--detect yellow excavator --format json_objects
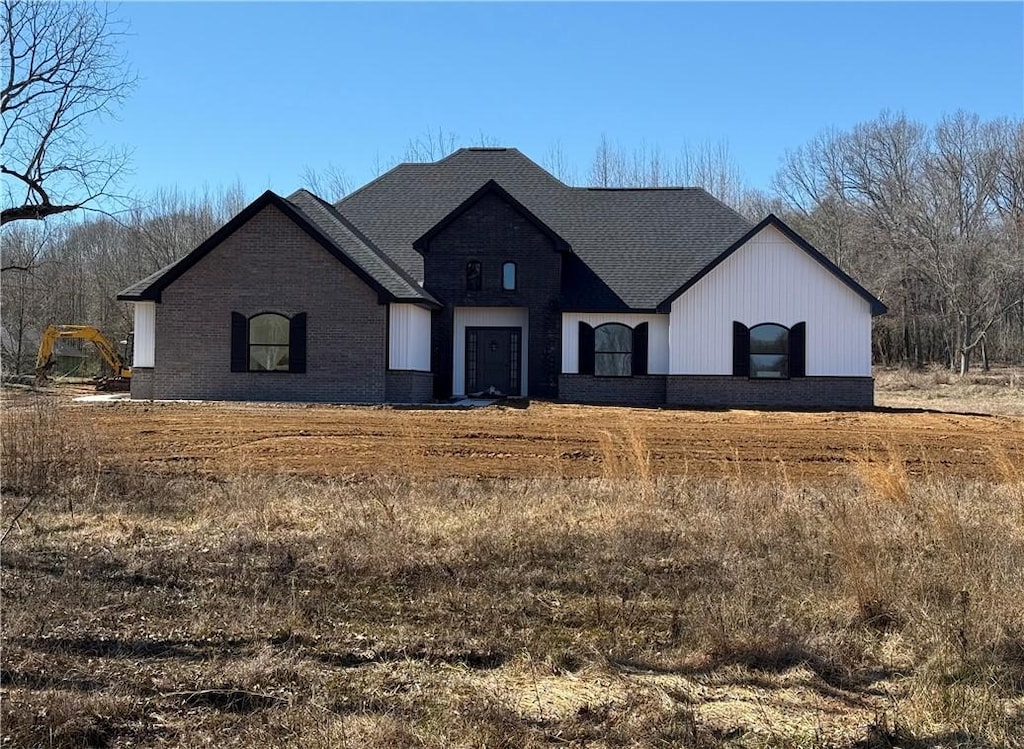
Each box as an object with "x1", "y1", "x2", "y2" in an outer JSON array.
[{"x1": 35, "y1": 325, "x2": 132, "y2": 391}]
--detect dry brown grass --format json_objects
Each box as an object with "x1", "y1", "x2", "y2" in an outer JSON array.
[
  {"x1": 875, "y1": 364, "x2": 1024, "y2": 415},
  {"x1": 2, "y1": 399, "x2": 1023, "y2": 747}
]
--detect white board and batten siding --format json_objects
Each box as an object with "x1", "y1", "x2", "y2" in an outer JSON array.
[
  {"x1": 388, "y1": 303, "x2": 432, "y2": 371},
  {"x1": 668, "y1": 225, "x2": 872, "y2": 376},
  {"x1": 132, "y1": 301, "x2": 156, "y2": 368},
  {"x1": 561, "y1": 313, "x2": 670, "y2": 374},
  {"x1": 452, "y1": 307, "x2": 529, "y2": 396}
]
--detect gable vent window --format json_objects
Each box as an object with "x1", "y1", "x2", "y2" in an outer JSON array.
[
  {"x1": 466, "y1": 261, "x2": 482, "y2": 291},
  {"x1": 502, "y1": 262, "x2": 517, "y2": 291},
  {"x1": 231, "y1": 311, "x2": 307, "y2": 374}
]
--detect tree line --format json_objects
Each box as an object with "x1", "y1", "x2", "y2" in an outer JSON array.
[
  {"x1": 3, "y1": 0, "x2": 1020, "y2": 376},
  {"x1": 3, "y1": 112, "x2": 1022, "y2": 375}
]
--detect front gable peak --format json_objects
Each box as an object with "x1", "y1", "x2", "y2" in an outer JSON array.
[
  {"x1": 412, "y1": 180, "x2": 571, "y2": 255},
  {"x1": 657, "y1": 214, "x2": 887, "y2": 316}
]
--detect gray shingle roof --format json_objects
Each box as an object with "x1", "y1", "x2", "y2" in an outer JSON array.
[
  {"x1": 285, "y1": 190, "x2": 437, "y2": 305},
  {"x1": 336, "y1": 148, "x2": 755, "y2": 310},
  {"x1": 118, "y1": 264, "x2": 176, "y2": 300}
]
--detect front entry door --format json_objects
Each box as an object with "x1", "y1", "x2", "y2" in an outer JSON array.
[{"x1": 466, "y1": 327, "x2": 521, "y2": 396}]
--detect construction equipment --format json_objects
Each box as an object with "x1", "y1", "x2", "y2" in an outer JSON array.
[{"x1": 35, "y1": 325, "x2": 132, "y2": 391}]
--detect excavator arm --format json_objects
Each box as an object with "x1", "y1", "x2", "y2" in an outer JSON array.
[{"x1": 35, "y1": 325, "x2": 131, "y2": 389}]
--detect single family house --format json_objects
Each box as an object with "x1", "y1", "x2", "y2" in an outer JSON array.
[{"x1": 118, "y1": 147, "x2": 886, "y2": 408}]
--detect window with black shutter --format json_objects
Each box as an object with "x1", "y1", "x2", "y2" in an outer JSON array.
[
  {"x1": 230, "y1": 311, "x2": 307, "y2": 373},
  {"x1": 594, "y1": 323, "x2": 632, "y2": 376},
  {"x1": 736, "y1": 322, "x2": 807, "y2": 379}
]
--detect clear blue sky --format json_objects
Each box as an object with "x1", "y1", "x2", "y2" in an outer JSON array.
[{"x1": 105, "y1": 1, "x2": 1023, "y2": 200}]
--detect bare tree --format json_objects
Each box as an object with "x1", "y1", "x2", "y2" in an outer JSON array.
[
  {"x1": 300, "y1": 162, "x2": 351, "y2": 201},
  {"x1": 540, "y1": 139, "x2": 577, "y2": 185},
  {"x1": 402, "y1": 127, "x2": 461, "y2": 162},
  {"x1": 1, "y1": 0, "x2": 135, "y2": 225},
  {"x1": 672, "y1": 140, "x2": 747, "y2": 207},
  {"x1": 588, "y1": 134, "x2": 622, "y2": 187}
]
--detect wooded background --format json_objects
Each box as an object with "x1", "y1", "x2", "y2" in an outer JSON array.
[{"x1": 4, "y1": 113, "x2": 1021, "y2": 376}]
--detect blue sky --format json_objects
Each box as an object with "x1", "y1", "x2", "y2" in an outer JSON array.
[{"x1": 105, "y1": 1, "x2": 1023, "y2": 200}]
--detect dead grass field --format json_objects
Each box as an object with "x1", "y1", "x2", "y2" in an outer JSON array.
[{"x1": 2, "y1": 376, "x2": 1023, "y2": 747}]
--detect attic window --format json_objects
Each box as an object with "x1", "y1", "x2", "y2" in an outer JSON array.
[
  {"x1": 502, "y1": 262, "x2": 516, "y2": 291},
  {"x1": 466, "y1": 261, "x2": 482, "y2": 291}
]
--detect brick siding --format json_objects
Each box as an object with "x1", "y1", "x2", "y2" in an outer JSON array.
[
  {"x1": 385, "y1": 370, "x2": 434, "y2": 403},
  {"x1": 424, "y1": 191, "x2": 563, "y2": 399},
  {"x1": 558, "y1": 375, "x2": 667, "y2": 406},
  {"x1": 665, "y1": 375, "x2": 875, "y2": 409},
  {"x1": 152, "y1": 204, "x2": 386, "y2": 402},
  {"x1": 129, "y1": 367, "x2": 155, "y2": 400},
  {"x1": 558, "y1": 374, "x2": 874, "y2": 409}
]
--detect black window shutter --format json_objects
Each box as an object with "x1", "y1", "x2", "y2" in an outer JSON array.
[
  {"x1": 632, "y1": 323, "x2": 649, "y2": 376},
  {"x1": 289, "y1": 313, "x2": 307, "y2": 374},
  {"x1": 790, "y1": 322, "x2": 806, "y2": 378},
  {"x1": 732, "y1": 321, "x2": 749, "y2": 377},
  {"x1": 231, "y1": 312, "x2": 247, "y2": 372},
  {"x1": 578, "y1": 322, "x2": 595, "y2": 375}
]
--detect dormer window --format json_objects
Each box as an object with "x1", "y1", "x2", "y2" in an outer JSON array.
[
  {"x1": 502, "y1": 262, "x2": 517, "y2": 291},
  {"x1": 466, "y1": 261, "x2": 482, "y2": 291}
]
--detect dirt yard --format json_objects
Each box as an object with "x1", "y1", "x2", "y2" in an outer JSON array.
[
  {"x1": 3, "y1": 384, "x2": 1024, "y2": 747},
  {"x1": 33, "y1": 394, "x2": 1024, "y2": 482}
]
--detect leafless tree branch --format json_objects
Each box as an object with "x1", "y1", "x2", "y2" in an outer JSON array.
[{"x1": 1, "y1": 0, "x2": 135, "y2": 225}]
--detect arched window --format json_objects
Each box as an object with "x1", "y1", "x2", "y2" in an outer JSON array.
[
  {"x1": 502, "y1": 262, "x2": 517, "y2": 291},
  {"x1": 748, "y1": 323, "x2": 789, "y2": 379},
  {"x1": 594, "y1": 323, "x2": 632, "y2": 376},
  {"x1": 249, "y1": 313, "x2": 290, "y2": 371},
  {"x1": 466, "y1": 260, "x2": 482, "y2": 291}
]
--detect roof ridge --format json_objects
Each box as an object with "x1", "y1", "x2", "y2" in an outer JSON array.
[
  {"x1": 439, "y1": 147, "x2": 571, "y2": 190},
  {"x1": 581, "y1": 186, "x2": 701, "y2": 192}
]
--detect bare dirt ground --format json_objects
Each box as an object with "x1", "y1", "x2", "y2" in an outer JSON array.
[{"x1": 21, "y1": 392, "x2": 1022, "y2": 482}]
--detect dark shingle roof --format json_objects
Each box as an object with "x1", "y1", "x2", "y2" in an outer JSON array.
[
  {"x1": 335, "y1": 148, "x2": 754, "y2": 310},
  {"x1": 285, "y1": 190, "x2": 437, "y2": 305},
  {"x1": 117, "y1": 190, "x2": 437, "y2": 306}
]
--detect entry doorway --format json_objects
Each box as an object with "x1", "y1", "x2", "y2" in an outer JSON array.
[{"x1": 465, "y1": 327, "x2": 522, "y2": 396}]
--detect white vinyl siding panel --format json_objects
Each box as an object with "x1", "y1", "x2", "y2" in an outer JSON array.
[
  {"x1": 388, "y1": 304, "x2": 432, "y2": 371},
  {"x1": 669, "y1": 225, "x2": 872, "y2": 376},
  {"x1": 133, "y1": 301, "x2": 156, "y2": 367},
  {"x1": 561, "y1": 313, "x2": 669, "y2": 374},
  {"x1": 453, "y1": 307, "x2": 529, "y2": 396}
]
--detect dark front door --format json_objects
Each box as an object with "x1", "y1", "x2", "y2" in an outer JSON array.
[{"x1": 466, "y1": 327, "x2": 521, "y2": 396}]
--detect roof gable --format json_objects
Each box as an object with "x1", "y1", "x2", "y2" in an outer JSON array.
[
  {"x1": 117, "y1": 190, "x2": 437, "y2": 306},
  {"x1": 412, "y1": 179, "x2": 571, "y2": 254},
  {"x1": 656, "y1": 214, "x2": 888, "y2": 316}
]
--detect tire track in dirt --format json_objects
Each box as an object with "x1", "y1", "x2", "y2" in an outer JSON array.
[{"x1": 60, "y1": 400, "x2": 1024, "y2": 482}]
